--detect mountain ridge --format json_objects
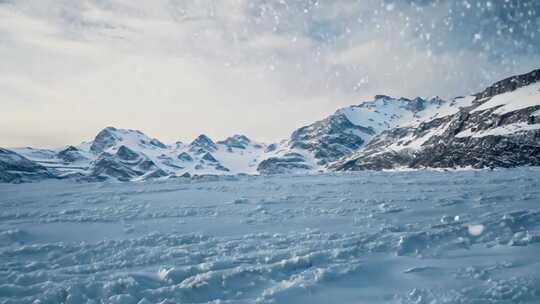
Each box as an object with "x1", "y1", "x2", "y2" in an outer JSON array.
[
  {"x1": 333, "y1": 68, "x2": 540, "y2": 171},
  {"x1": 2, "y1": 68, "x2": 539, "y2": 182}
]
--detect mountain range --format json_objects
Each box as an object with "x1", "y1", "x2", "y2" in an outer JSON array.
[{"x1": 2, "y1": 68, "x2": 539, "y2": 183}]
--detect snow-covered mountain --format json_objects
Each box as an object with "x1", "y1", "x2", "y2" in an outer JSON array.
[
  {"x1": 8, "y1": 96, "x2": 452, "y2": 180},
  {"x1": 333, "y1": 68, "x2": 540, "y2": 170},
  {"x1": 8, "y1": 127, "x2": 269, "y2": 181},
  {"x1": 0, "y1": 148, "x2": 55, "y2": 183},
  {"x1": 1, "y1": 68, "x2": 539, "y2": 182},
  {"x1": 257, "y1": 95, "x2": 447, "y2": 174}
]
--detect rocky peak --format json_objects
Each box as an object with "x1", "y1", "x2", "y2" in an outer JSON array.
[
  {"x1": 60, "y1": 146, "x2": 79, "y2": 153},
  {"x1": 332, "y1": 69, "x2": 540, "y2": 172},
  {"x1": 402, "y1": 97, "x2": 427, "y2": 112},
  {"x1": 406, "y1": 96, "x2": 446, "y2": 112},
  {"x1": 374, "y1": 94, "x2": 393, "y2": 101},
  {"x1": 475, "y1": 68, "x2": 540, "y2": 101},
  {"x1": 57, "y1": 146, "x2": 87, "y2": 162},
  {"x1": 90, "y1": 127, "x2": 121, "y2": 154},
  {"x1": 218, "y1": 135, "x2": 251, "y2": 149},
  {"x1": 428, "y1": 96, "x2": 446, "y2": 105},
  {"x1": 364, "y1": 96, "x2": 445, "y2": 114},
  {"x1": 90, "y1": 127, "x2": 167, "y2": 155},
  {"x1": 190, "y1": 134, "x2": 217, "y2": 152},
  {"x1": 286, "y1": 112, "x2": 372, "y2": 166}
]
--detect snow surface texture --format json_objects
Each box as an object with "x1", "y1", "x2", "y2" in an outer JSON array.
[{"x1": 1, "y1": 168, "x2": 540, "y2": 303}]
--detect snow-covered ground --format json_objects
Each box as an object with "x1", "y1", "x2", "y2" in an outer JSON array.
[{"x1": 1, "y1": 169, "x2": 540, "y2": 304}]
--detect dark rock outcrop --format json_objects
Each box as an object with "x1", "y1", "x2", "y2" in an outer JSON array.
[
  {"x1": 256, "y1": 95, "x2": 447, "y2": 175},
  {"x1": 475, "y1": 68, "x2": 540, "y2": 100},
  {"x1": 202, "y1": 152, "x2": 218, "y2": 163},
  {"x1": 289, "y1": 113, "x2": 373, "y2": 166},
  {"x1": 90, "y1": 127, "x2": 120, "y2": 154},
  {"x1": 190, "y1": 135, "x2": 217, "y2": 152},
  {"x1": 57, "y1": 146, "x2": 87, "y2": 162},
  {"x1": 0, "y1": 148, "x2": 56, "y2": 183},
  {"x1": 218, "y1": 135, "x2": 251, "y2": 149},
  {"x1": 334, "y1": 69, "x2": 540, "y2": 171},
  {"x1": 177, "y1": 152, "x2": 194, "y2": 162},
  {"x1": 215, "y1": 164, "x2": 230, "y2": 172},
  {"x1": 257, "y1": 153, "x2": 311, "y2": 175},
  {"x1": 89, "y1": 152, "x2": 164, "y2": 182},
  {"x1": 116, "y1": 146, "x2": 140, "y2": 161},
  {"x1": 90, "y1": 127, "x2": 167, "y2": 155}
]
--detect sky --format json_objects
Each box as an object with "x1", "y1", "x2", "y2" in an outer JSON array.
[{"x1": 1, "y1": 0, "x2": 539, "y2": 148}]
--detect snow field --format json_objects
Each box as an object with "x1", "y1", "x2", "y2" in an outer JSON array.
[{"x1": 1, "y1": 169, "x2": 540, "y2": 303}]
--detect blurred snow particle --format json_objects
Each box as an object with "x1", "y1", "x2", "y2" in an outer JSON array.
[
  {"x1": 473, "y1": 33, "x2": 482, "y2": 42},
  {"x1": 440, "y1": 215, "x2": 452, "y2": 223},
  {"x1": 468, "y1": 224, "x2": 485, "y2": 236},
  {"x1": 157, "y1": 267, "x2": 175, "y2": 282}
]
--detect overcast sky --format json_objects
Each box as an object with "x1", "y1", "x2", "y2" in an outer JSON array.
[{"x1": 1, "y1": 0, "x2": 539, "y2": 148}]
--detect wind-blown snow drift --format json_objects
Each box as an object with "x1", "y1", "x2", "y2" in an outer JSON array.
[{"x1": 1, "y1": 168, "x2": 540, "y2": 303}]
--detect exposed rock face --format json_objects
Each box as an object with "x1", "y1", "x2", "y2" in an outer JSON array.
[
  {"x1": 256, "y1": 113, "x2": 371, "y2": 174},
  {"x1": 3, "y1": 70, "x2": 539, "y2": 183},
  {"x1": 218, "y1": 135, "x2": 251, "y2": 149},
  {"x1": 257, "y1": 153, "x2": 312, "y2": 175},
  {"x1": 142, "y1": 168, "x2": 169, "y2": 179},
  {"x1": 116, "y1": 146, "x2": 139, "y2": 161},
  {"x1": 202, "y1": 152, "x2": 218, "y2": 163},
  {"x1": 265, "y1": 144, "x2": 278, "y2": 153},
  {"x1": 89, "y1": 153, "x2": 141, "y2": 181},
  {"x1": 159, "y1": 157, "x2": 184, "y2": 170},
  {"x1": 195, "y1": 152, "x2": 230, "y2": 172},
  {"x1": 410, "y1": 108, "x2": 540, "y2": 169},
  {"x1": 190, "y1": 135, "x2": 217, "y2": 153},
  {"x1": 90, "y1": 127, "x2": 120, "y2": 154},
  {"x1": 256, "y1": 95, "x2": 447, "y2": 174},
  {"x1": 334, "y1": 69, "x2": 540, "y2": 171},
  {"x1": 0, "y1": 148, "x2": 55, "y2": 183},
  {"x1": 215, "y1": 164, "x2": 230, "y2": 172},
  {"x1": 475, "y1": 69, "x2": 540, "y2": 100},
  {"x1": 90, "y1": 127, "x2": 167, "y2": 154},
  {"x1": 57, "y1": 146, "x2": 87, "y2": 162},
  {"x1": 148, "y1": 138, "x2": 167, "y2": 149},
  {"x1": 90, "y1": 151, "x2": 167, "y2": 181},
  {"x1": 290, "y1": 113, "x2": 372, "y2": 165},
  {"x1": 177, "y1": 152, "x2": 193, "y2": 162}
]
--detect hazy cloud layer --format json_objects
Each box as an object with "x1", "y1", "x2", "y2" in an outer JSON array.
[{"x1": 1, "y1": 0, "x2": 539, "y2": 147}]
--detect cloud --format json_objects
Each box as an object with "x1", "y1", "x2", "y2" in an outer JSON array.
[{"x1": 1, "y1": 0, "x2": 539, "y2": 147}]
